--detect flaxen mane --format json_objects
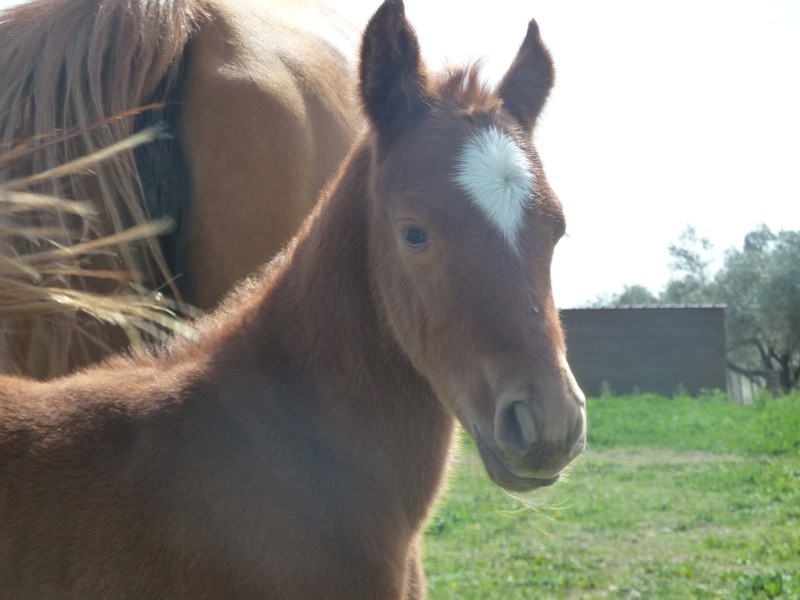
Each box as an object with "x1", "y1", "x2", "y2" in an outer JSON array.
[
  {"x1": 0, "y1": 0, "x2": 203, "y2": 279},
  {"x1": 0, "y1": 0, "x2": 204, "y2": 374}
]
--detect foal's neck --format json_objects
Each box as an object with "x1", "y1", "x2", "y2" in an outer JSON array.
[{"x1": 209, "y1": 144, "x2": 455, "y2": 520}]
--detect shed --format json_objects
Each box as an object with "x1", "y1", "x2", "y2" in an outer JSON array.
[{"x1": 560, "y1": 305, "x2": 727, "y2": 397}]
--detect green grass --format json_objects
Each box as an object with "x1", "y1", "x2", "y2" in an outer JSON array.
[{"x1": 423, "y1": 392, "x2": 800, "y2": 599}]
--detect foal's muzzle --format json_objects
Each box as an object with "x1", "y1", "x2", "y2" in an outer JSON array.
[{"x1": 472, "y1": 379, "x2": 586, "y2": 492}]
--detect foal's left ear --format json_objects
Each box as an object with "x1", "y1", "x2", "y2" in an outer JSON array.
[
  {"x1": 496, "y1": 20, "x2": 555, "y2": 131},
  {"x1": 359, "y1": 0, "x2": 431, "y2": 141}
]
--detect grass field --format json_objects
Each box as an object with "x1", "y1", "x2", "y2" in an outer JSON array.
[{"x1": 423, "y1": 392, "x2": 800, "y2": 599}]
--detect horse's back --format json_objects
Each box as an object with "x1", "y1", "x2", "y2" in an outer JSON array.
[{"x1": 178, "y1": 0, "x2": 361, "y2": 309}]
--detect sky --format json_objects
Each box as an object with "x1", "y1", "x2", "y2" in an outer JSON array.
[{"x1": 2, "y1": 0, "x2": 798, "y2": 307}]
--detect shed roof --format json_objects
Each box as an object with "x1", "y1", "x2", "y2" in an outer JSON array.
[{"x1": 562, "y1": 304, "x2": 727, "y2": 311}]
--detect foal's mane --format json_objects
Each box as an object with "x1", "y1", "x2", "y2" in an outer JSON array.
[
  {"x1": 434, "y1": 64, "x2": 502, "y2": 114},
  {"x1": 111, "y1": 260, "x2": 279, "y2": 369}
]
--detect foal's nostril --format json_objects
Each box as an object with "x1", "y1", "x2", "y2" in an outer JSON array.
[
  {"x1": 566, "y1": 406, "x2": 586, "y2": 460},
  {"x1": 569, "y1": 436, "x2": 586, "y2": 460},
  {"x1": 569, "y1": 408, "x2": 586, "y2": 446},
  {"x1": 497, "y1": 401, "x2": 537, "y2": 456}
]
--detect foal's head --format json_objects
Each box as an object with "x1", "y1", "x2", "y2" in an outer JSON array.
[{"x1": 360, "y1": 0, "x2": 585, "y2": 492}]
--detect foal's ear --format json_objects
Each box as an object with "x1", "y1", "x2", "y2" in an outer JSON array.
[
  {"x1": 496, "y1": 20, "x2": 555, "y2": 131},
  {"x1": 359, "y1": 0, "x2": 431, "y2": 141}
]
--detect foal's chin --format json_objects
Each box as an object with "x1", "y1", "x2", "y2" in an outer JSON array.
[{"x1": 472, "y1": 431, "x2": 562, "y2": 492}]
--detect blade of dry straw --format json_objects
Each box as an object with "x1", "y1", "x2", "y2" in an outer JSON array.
[
  {"x1": 0, "y1": 191, "x2": 96, "y2": 216},
  {"x1": 1, "y1": 126, "x2": 165, "y2": 191},
  {"x1": 13, "y1": 218, "x2": 174, "y2": 265},
  {"x1": 1, "y1": 124, "x2": 197, "y2": 348}
]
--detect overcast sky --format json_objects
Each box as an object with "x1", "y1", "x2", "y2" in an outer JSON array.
[{"x1": 3, "y1": 0, "x2": 798, "y2": 307}]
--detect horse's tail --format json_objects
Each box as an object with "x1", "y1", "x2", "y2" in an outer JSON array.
[{"x1": 0, "y1": 0, "x2": 206, "y2": 378}]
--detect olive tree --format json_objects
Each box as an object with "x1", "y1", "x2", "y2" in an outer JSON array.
[
  {"x1": 716, "y1": 226, "x2": 800, "y2": 392},
  {"x1": 593, "y1": 225, "x2": 800, "y2": 392}
]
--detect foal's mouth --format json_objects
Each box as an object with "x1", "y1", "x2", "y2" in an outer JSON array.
[{"x1": 472, "y1": 426, "x2": 560, "y2": 492}]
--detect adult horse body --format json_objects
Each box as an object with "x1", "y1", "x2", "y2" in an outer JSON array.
[
  {"x1": 0, "y1": 0, "x2": 359, "y2": 378},
  {"x1": 0, "y1": 2, "x2": 585, "y2": 598}
]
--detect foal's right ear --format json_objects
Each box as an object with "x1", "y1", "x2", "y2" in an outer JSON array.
[{"x1": 359, "y1": 0, "x2": 431, "y2": 141}]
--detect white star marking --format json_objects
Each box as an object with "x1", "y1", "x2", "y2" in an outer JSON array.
[{"x1": 455, "y1": 127, "x2": 534, "y2": 251}]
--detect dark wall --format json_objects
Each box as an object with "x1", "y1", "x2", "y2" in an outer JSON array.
[{"x1": 560, "y1": 306, "x2": 727, "y2": 397}]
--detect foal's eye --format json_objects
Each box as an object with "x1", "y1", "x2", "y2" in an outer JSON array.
[{"x1": 403, "y1": 226, "x2": 429, "y2": 247}]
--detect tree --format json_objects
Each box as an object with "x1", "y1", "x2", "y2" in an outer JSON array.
[
  {"x1": 661, "y1": 226, "x2": 718, "y2": 304},
  {"x1": 593, "y1": 225, "x2": 800, "y2": 392},
  {"x1": 668, "y1": 226, "x2": 715, "y2": 284},
  {"x1": 590, "y1": 284, "x2": 658, "y2": 307},
  {"x1": 716, "y1": 226, "x2": 800, "y2": 392}
]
